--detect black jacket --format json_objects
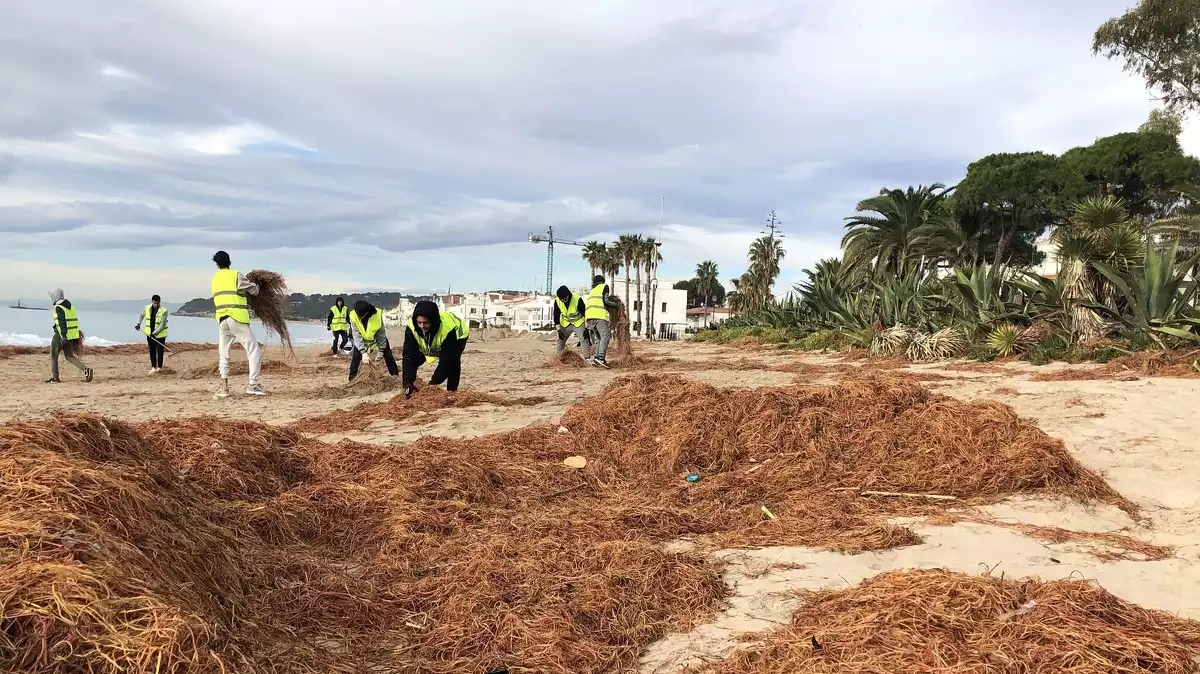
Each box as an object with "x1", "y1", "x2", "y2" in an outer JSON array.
[
  {"x1": 552, "y1": 295, "x2": 587, "y2": 326},
  {"x1": 402, "y1": 301, "x2": 467, "y2": 387}
]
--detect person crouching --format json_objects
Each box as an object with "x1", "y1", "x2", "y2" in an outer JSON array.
[
  {"x1": 348, "y1": 300, "x2": 399, "y2": 381},
  {"x1": 402, "y1": 300, "x2": 469, "y2": 398}
]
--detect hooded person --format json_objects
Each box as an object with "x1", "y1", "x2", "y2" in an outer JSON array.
[
  {"x1": 348, "y1": 300, "x2": 400, "y2": 381},
  {"x1": 583, "y1": 274, "x2": 621, "y2": 368},
  {"x1": 402, "y1": 300, "x2": 469, "y2": 397},
  {"x1": 327, "y1": 296, "x2": 351, "y2": 355},
  {"x1": 47, "y1": 288, "x2": 94, "y2": 383},
  {"x1": 552, "y1": 285, "x2": 590, "y2": 357},
  {"x1": 134, "y1": 294, "x2": 169, "y2": 373}
]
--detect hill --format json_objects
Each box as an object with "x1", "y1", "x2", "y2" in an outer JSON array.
[{"x1": 176, "y1": 292, "x2": 430, "y2": 321}]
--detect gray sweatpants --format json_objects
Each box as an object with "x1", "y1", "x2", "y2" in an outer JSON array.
[
  {"x1": 586, "y1": 318, "x2": 611, "y2": 360},
  {"x1": 556, "y1": 324, "x2": 590, "y2": 355},
  {"x1": 50, "y1": 333, "x2": 88, "y2": 380}
]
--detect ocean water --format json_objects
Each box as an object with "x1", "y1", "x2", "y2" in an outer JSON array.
[{"x1": 0, "y1": 307, "x2": 331, "y2": 347}]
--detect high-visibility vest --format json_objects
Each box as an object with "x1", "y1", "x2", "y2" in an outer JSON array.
[
  {"x1": 585, "y1": 283, "x2": 609, "y2": 321},
  {"x1": 349, "y1": 310, "x2": 384, "y2": 349},
  {"x1": 407, "y1": 311, "x2": 469, "y2": 365},
  {"x1": 330, "y1": 305, "x2": 349, "y2": 331},
  {"x1": 556, "y1": 294, "x2": 585, "y2": 328},
  {"x1": 211, "y1": 269, "x2": 251, "y2": 324},
  {"x1": 53, "y1": 301, "x2": 80, "y2": 340},
  {"x1": 143, "y1": 305, "x2": 168, "y2": 338}
]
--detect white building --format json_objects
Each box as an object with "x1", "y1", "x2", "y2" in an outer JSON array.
[
  {"x1": 686, "y1": 306, "x2": 733, "y2": 331},
  {"x1": 442, "y1": 292, "x2": 524, "y2": 328},
  {"x1": 1032, "y1": 235, "x2": 1060, "y2": 278}
]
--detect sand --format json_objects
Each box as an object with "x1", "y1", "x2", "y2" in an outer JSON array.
[{"x1": 4, "y1": 333, "x2": 1200, "y2": 671}]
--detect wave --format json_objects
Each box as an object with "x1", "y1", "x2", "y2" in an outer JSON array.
[{"x1": 0, "y1": 332, "x2": 129, "y2": 347}]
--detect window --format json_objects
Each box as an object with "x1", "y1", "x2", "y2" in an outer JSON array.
[
  {"x1": 470, "y1": 308, "x2": 478, "y2": 314},
  {"x1": 496, "y1": 311, "x2": 505, "y2": 317},
  {"x1": 633, "y1": 301, "x2": 642, "y2": 311},
  {"x1": 661, "y1": 302, "x2": 667, "y2": 312}
]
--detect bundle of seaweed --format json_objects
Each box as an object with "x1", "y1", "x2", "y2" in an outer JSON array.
[
  {"x1": 287, "y1": 388, "x2": 548, "y2": 435},
  {"x1": 1031, "y1": 349, "x2": 1200, "y2": 381},
  {"x1": 183, "y1": 359, "x2": 291, "y2": 379},
  {"x1": 307, "y1": 363, "x2": 403, "y2": 399},
  {"x1": 610, "y1": 301, "x2": 634, "y2": 357},
  {"x1": 245, "y1": 269, "x2": 294, "y2": 356},
  {"x1": 707, "y1": 570, "x2": 1200, "y2": 674}
]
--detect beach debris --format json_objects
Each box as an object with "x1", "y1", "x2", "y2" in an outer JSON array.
[
  {"x1": 563, "y1": 455, "x2": 587, "y2": 469},
  {"x1": 761, "y1": 505, "x2": 777, "y2": 521}
]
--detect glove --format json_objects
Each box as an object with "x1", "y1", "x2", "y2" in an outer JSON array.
[
  {"x1": 133, "y1": 325, "x2": 140, "y2": 331},
  {"x1": 364, "y1": 351, "x2": 375, "y2": 364}
]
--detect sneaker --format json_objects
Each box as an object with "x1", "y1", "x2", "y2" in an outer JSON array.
[
  {"x1": 245, "y1": 384, "x2": 267, "y2": 396},
  {"x1": 83, "y1": 368, "x2": 94, "y2": 383},
  {"x1": 149, "y1": 368, "x2": 159, "y2": 375},
  {"x1": 213, "y1": 389, "x2": 229, "y2": 400},
  {"x1": 592, "y1": 358, "x2": 610, "y2": 369},
  {"x1": 44, "y1": 377, "x2": 60, "y2": 384}
]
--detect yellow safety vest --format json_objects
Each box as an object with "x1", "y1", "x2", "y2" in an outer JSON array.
[
  {"x1": 143, "y1": 305, "x2": 168, "y2": 338},
  {"x1": 584, "y1": 283, "x2": 609, "y2": 321},
  {"x1": 330, "y1": 305, "x2": 349, "y2": 331},
  {"x1": 349, "y1": 310, "x2": 384, "y2": 349},
  {"x1": 53, "y1": 301, "x2": 80, "y2": 341},
  {"x1": 556, "y1": 294, "x2": 585, "y2": 328},
  {"x1": 407, "y1": 311, "x2": 469, "y2": 364},
  {"x1": 211, "y1": 269, "x2": 251, "y2": 324}
]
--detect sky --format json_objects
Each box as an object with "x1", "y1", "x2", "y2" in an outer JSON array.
[{"x1": 0, "y1": 0, "x2": 1195, "y2": 302}]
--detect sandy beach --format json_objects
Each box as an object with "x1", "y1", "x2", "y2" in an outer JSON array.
[{"x1": 5, "y1": 334, "x2": 1200, "y2": 671}]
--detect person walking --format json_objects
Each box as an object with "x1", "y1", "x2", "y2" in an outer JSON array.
[
  {"x1": 134, "y1": 294, "x2": 169, "y2": 373},
  {"x1": 402, "y1": 300, "x2": 469, "y2": 397},
  {"x1": 210, "y1": 250, "x2": 266, "y2": 398},
  {"x1": 327, "y1": 297, "x2": 351, "y2": 355},
  {"x1": 553, "y1": 285, "x2": 590, "y2": 356},
  {"x1": 46, "y1": 288, "x2": 93, "y2": 383},
  {"x1": 584, "y1": 275, "x2": 620, "y2": 368},
  {"x1": 347, "y1": 300, "x2": 400, "y2": 381}
]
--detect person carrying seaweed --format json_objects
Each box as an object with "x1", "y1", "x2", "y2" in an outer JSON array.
[
  {"x1": 402, "y1": 300, "x2": 469, "y2": 398},
  {"x1": 46, "y1": 288, "x2": 93, "y2": 383},
  {"x1": 347, "y1": 300, "x2": 400, "y2": 381},
  {"x1": 210, "y1": 250, "x2": 266, "y2": 398}
]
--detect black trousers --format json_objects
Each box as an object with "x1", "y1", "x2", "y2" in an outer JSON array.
[
  {"x1": 146, "y1": 335, "x2": 166, "y2": 368},
  {"x1": 349, "y1": 345, "x2": 399, "y2": 381},
  {"x1": 429, "y1": 354, "x2": 462, "y2": 392},
  {"x1": 331, "y1": 330, "x2": 349, "y2": 351}
]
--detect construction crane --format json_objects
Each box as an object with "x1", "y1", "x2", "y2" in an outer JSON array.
[{"x1": 528, "y1": 226, "x2": 584, "y2": 294}]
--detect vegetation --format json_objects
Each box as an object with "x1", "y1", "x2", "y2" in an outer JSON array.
[
  {"x1": 581, "y1": 235, "x2": 664, "y2": 336},
  {"x1": 1093, "y1": 0, "x2": 1200, "y2": 113}
]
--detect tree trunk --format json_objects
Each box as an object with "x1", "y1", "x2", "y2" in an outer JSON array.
[
  {"x1": 634, "y1": 263, "x2": 643, "y2": 334},
  {"x1": 648, "y1": 280, "x2": 659, "y2": 339},
  {"x1": 623, "y1": 262, "x2": 632, "y2": 322}
]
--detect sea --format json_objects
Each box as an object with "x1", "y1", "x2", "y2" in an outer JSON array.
[{"x1": 0, "y1": 307, "x2": 331, "y2": 348}]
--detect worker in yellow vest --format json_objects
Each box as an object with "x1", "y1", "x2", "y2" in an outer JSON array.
[
  {"x1": 553, "y1": 285, "x2": 590, "y2": 356},
  {"x1": 402, "y1": 300, "x2": 469, "y2": 397},
  {"x1": 584, "y1": 275, "x2": 620, "y2": 368},
  {"x1": 327, "y1": 297, "x2": 351, "y2": 355},
  {"x1": 211, "y1": 250, "x2": 266, "y2": 398},
  {"x1": 347, "y1": 300, "x2": 400, "y2": 380},
  {"x1": 134, "y1": 294, "x2": 169, "y2": 373},
  {"x1": 46, "y1": 288, "x2": 93, "y2": 383}
]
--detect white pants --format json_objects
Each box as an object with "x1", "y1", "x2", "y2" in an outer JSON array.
[{"x1": 218, "y1": 319, "x2": 262, "y2": 386}]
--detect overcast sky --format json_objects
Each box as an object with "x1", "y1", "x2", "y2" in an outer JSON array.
[{"x1": 0, "y1": 0, "x2": 1191, "y2": 301}]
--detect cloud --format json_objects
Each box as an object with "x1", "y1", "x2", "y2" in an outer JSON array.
[{"x1": 0, "y1": 0, "x2": 1185, "y2": 299}]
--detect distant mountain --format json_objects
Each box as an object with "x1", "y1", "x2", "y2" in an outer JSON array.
[
  {"x1": 176, "y1": 292, "x2": 436, "y2": 320},
  {"x1": 2, "y1": 299, "x2": 183, "y2": 313}
]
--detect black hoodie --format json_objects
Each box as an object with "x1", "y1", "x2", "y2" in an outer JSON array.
[
  {"x1": 327, "y1": 297, "x2": 346, "y2": 330},
  {"x1": 552, "y1": 286, "x2": 586, "y2": 326},
  {"x1": 402, "y1": 300, "x2": 466, "y2": 387}
]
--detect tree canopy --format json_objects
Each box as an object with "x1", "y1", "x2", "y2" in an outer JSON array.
[{"x1": 1094, "y1": 0, "x2": 1200, "y2": 112}]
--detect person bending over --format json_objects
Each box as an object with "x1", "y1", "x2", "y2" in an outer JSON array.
[
  {"x1": 402, "y1": 300, "x2": 469, "y2": 397},
  {"x1": 347, "y1": 300, "x2": 400, "y2": 381},
  {"x1": 553, "y1": 284, "x2": 590, "y2": 356}
]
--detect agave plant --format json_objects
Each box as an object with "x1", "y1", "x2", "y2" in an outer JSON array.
[
  {"x1": 1085, "y1": 242, "x2": 1200, "y2": 346},
  {"x1": 871, "y1": 325, "x2": 915, "y2": 357},
  {"x1": 985, "y1": 323, "x2": 1036, "y2": 357}
]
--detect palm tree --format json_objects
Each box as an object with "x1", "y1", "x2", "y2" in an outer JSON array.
[
  {"x1": 727, "y1": 273, "x2": 754, "y2": 313},
  {"x1": 643, "y1": 237, "x2": 663, "y2": 337},
  {"x1": 581, "y1": 241, "x2": 607, "y2": 280},
  {"x1": 746, "y1": 235, "x2": 786, "y2": 310},
  {"x1": 694, "y1": 260, "x2": 720, "y2": 307},
  {"x1": 615, "y1": 234, "x2": 639, "y2": 319},
  {"x1": 598, "y1": 246, "x2": 621, "y2": 288},
  {"x1": 842, "y1": 183, "x2": 952, "y2": 276},
  {"x1": 1053, "y1": 196, "x2": 1145, "y2": 342}
]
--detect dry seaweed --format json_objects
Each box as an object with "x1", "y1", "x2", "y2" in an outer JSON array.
[{"x1": 245, "y1": 269, "x2": 294, "y2": 356}]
